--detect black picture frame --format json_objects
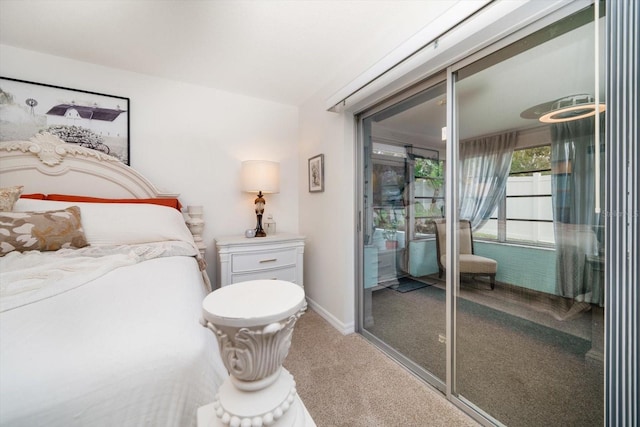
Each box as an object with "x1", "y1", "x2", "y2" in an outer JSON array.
[
  {"x1": 0, "y1": 77, "x2": 130, "y2": 165},
  {"x1": 308, "y1": 154, "x2": 324, "y2": 192}
]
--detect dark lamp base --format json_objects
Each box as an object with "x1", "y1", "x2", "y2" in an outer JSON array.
[{"x1": 255, "y1": 212, "x2": 267, "y2": 237}]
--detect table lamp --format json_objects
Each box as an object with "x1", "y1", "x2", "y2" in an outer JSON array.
[{"x1": 241, "y1": 160, "x2": 280, "y2": 237}]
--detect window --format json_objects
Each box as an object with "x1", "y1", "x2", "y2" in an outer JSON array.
[
  {"x1": 475, "y1": 145, "x2": 555, "y2": 245},
  {"x1": 413, "y1": 156, "x2": 444, "y2": 236}
]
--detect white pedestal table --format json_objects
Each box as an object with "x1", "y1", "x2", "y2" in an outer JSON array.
[{"x1": 198, "y1": 280, "x2": 315, "y2": 427}]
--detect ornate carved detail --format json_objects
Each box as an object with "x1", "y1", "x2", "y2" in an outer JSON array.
[
  {"x1": 200, "y1": 282, "x2": 307, "y2": 426},
  {"x1": 203, "y1": 303, "x2": 306, "y2": 383},
  {"x1": 186, "y1": 205, "x2": 206, "y2": 257},
  {"x1": 0, "y1": 132, "x2": 119, "y2": 166},
  {"x1": 212, "y1": 383, "x2": 298, "y2": 427}
]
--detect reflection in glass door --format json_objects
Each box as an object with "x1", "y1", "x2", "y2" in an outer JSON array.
[{"x1": 361, "y1": 81, "x2": 448, "y2": 385}]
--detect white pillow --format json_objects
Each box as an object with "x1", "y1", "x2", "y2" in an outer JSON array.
[{"x1": 13, "y1": 199, "x2": 195, "y2": 246}]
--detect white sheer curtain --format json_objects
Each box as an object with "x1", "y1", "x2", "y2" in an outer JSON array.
[
  {"x1": 459, "y1": 132, "x2": 517, "y2": 229},
  {"x1": 551, "y1": 116, "x2": 605, "y2": 306}
]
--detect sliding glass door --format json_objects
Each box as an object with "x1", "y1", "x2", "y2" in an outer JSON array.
[
  {"x1": 361, "y1": 79, "x2": 448, "y2": 386},
  {"x1": 358, "y1": 3, "x2": 605, "y2": 425}
]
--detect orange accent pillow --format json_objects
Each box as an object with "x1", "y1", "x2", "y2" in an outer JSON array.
[
  {"x1": 20, "y1": 193, "x2": 47, "y2": 200},
  {"x1": 45, "y1": 194, "x2": 182, "y2": 210}
]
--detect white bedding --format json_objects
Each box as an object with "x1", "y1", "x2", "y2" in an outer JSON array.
[
  {"x1": 1, "y1": 241, "x2": 200, "y2": 312},
  {"x1": 0, "y1": 254, "x2": 226, "y2": 427},
  {"x1": 0, "y1": 199, "x2": 225, "y2": 427}
]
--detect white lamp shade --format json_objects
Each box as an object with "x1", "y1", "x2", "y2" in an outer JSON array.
[{"x1": 241, "y1": 160, "x2": 280, "y2": 194}]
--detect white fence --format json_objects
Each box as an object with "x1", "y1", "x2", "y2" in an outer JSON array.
[{"x1": 476, "y1": 173, "x2": 555, "y2": 244}]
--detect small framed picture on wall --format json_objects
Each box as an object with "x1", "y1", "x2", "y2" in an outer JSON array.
[{"x1": 308, "y1": 154, "x2": 324, "y2": 192}]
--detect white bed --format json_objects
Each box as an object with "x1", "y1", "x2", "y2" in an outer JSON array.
[{"x1": 0, "y1": 134, "x2": 226, "y2": 426}]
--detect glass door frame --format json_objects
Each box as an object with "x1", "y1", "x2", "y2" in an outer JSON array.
[
  {"x1": 355, "y1": 2, "x2": 603, "y2": 425},
  {"x1": 443, "y1": 66, "x2": 458, "y2": 403}
]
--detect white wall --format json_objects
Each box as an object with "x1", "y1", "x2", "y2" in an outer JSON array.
[
  {"x1": 294, "y1": 10, "x2": 415, "y2": 333},
  {"x1": 298, "y1": 94, "x2": 356, "y2": 333},
  {"x1": 0, "y1": 45, "x2": 300, "y2": 283}
]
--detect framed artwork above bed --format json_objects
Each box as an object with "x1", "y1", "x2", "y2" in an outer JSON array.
[{"x1": 0, "y1": 77, "x2": 130, "y2": 165}]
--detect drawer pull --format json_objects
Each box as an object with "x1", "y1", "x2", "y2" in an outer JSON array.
[{"x1": 259, "y1": 258, "x2": 277, "y2": 263}]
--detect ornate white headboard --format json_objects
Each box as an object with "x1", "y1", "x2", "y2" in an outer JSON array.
[
  {"x1": 0, "y1": 133, "x2": 208, "y2": 257},
  {"x1": 0, "y1": 133, "x2": 206, "y2": 256},
  {"x1": 0, "y1": 132, "x2": 177, "y2": 198}
]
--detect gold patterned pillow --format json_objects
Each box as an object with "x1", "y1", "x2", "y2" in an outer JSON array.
[
  {"x1": 0, "y1": 186, "x2": 24, "y2": 211},
  {"x1": 0, "y1": 206, "x2": 89, "y2": 256}
]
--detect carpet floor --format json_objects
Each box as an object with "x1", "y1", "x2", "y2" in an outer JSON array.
[
  {"x1": 366, "y1": 281, "x2": 604, "y2": 427},
  {"x1": 284, "y1": 308, "x2": 479, "y2": 427}
]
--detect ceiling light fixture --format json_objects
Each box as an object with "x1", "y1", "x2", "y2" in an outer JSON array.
[{"x1": 537, "y1": 94, "x2": 606, "y2": 123}]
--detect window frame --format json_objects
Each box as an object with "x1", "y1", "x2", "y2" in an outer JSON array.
[{"x1": 482, "y1": 144, "x2": 555, "y2": 247}]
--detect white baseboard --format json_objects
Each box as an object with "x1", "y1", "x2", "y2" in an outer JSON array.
[{"x1": 305, "y1": 297, "x2": 355, "y2": 335}]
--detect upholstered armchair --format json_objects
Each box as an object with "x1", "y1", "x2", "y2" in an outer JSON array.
[{"x1": 432, "y1": 219, "x2": 497, "y2": 289}]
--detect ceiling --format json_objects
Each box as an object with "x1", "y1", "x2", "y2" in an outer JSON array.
[
  {"x1": 0, "y1": 0, "x2": 462, "y2": 106},
  {"x1": 373, "y1": 10, "x2": 603, "y2": 146},
  {"x1": 1, "y1": 0, "x2": 604, "y2": 148}
]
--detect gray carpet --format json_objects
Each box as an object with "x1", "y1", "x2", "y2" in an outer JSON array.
[
  {"x1": 284, "y1": 308, "x2": 479, "y2": 427},
  {"x1": 367, "y1": 284, "x2": 604, "y2": 427}
]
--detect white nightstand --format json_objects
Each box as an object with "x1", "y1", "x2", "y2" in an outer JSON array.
[{"x1": 215, "y1": 233, "x2": 305, "y2": 288}]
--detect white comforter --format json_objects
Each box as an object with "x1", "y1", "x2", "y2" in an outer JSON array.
[
  {"x1": 0, "y1": 252, "x2": 226, "y2": 427},
  {"x1": 0, "y1": 242, "x2": 200, "y2": 312}
]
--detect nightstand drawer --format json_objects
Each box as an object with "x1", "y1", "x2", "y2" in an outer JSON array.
[
  {"x1": 232, "y1": 249, "x2": 297, "y2": 273},
  {"x1": 215, "y1": 234, "x2": 305, "y2": 288},
  {"x1": 231, "y1": 266, "x2": 298, "y2": 284}
]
